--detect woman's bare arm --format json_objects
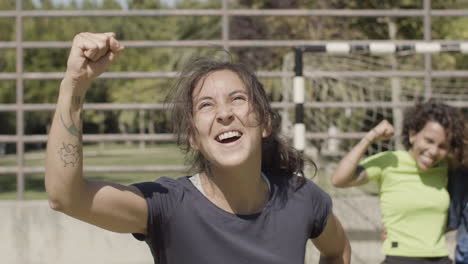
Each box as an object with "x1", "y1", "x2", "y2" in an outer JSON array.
[
  {"x1": 313, "y1": 213, "x2": 351, "y2": 264},
  {"x1": 45, "y1": 32, "x2": 148, "y2": 234},
  {"x1": 331, "y1": 120, "x2": 394, "y2": 188}
]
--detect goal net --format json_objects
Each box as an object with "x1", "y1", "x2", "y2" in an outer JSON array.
[{"x1": 281, "y1": 51, "x2": 468, "y2": 161}]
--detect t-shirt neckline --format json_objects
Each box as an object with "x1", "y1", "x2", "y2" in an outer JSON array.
[{"x1": 184, "y1": 174, "x2": 275, "y2": 220}]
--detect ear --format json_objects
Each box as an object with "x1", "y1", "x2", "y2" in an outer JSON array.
[
  {"x1": 409, "y1": 130, "x2": 416, "y2": 145},
  {"x1": 262, "y1": 117, "x2": 272, "y2": 138},
  {"x1": 189, "y1": 134, "x2": 199, "y2": 150}
]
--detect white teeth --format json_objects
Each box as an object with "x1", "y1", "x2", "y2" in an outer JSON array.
[
  {"x1": 420, "y1": 155, "x2": 434, "y2": 165},
  {"x1": 217, "y1": 131, "x2": 241, "y2": 141}
]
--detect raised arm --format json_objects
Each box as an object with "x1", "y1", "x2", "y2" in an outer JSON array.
[
  {"x1": 312, "y1": 213, "x2": 351, "y2": 264},
  {"x1": 45, "y1": 33, "x2": 148, "y2": 234},
  {"x1": 331, "y1": 120, "x2": 394, "y2": 188}
]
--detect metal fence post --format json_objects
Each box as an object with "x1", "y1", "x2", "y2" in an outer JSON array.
[
  {"x1": 15, "y1": 0, "x2": 25, "y2": 200},
  {"x1": 424, "y1": 0, "x2": 432, "y2": 100},
  {"x1": 222, "y1": 0, "x2": 229, "y2": 54}
]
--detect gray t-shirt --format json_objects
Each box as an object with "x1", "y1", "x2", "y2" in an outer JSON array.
[{"x1": 133, "y1": 175, "x2": 332, "y2": 264}]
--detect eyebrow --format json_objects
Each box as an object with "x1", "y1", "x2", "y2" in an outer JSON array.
[
  {"x1": 230, "y1": 90, "x2": 248, "y2": 96},
  {"x1": 193, "y1": 96, "x2": 212, "y2": 106},
  {"x1": 193, "y1": 90, "x2": 247, "y2": 105}
]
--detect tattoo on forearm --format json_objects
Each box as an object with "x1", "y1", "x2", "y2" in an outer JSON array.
[
  {"x1": 59, "y1": 142, "x2": 80, "y2": 167},
  {"x1": 72, "y1": 96, "x2": 81, "y2": 106},
  {"x1": 59, "y1": 96, "x2": 83, "y2": 137},
  {"x1": 60, "y1": 111, "x2": 81, "y2": 137}
]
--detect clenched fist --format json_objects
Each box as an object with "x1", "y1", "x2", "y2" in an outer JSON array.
[
  {"x1": 65, "y1": 32, "x2": 124, "y2": 88},
  {"x1": 364, "y1": 120, "x2": 395, "y2": 143}
]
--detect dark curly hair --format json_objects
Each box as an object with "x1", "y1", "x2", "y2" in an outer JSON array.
[
  {"x1": 402, "y1": 99, "x2": 466, "y2": 167},
  {"x1": 167, "y1": 57, "x2": 313, "y2": 192}
]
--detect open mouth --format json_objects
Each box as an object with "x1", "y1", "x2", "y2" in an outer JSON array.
[
  {"x1": 419, "y1": 155, "x2": 435, "y2": 168},
  {"x1": 215, "y1": 130, "x2": 242, "y2": 144}
]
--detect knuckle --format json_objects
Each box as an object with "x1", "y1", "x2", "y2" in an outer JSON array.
[{"x1": 73, "y1": 34, "x2": 83, "y2": 42}]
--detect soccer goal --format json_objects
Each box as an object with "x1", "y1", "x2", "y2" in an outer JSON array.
[{"x1": 282, "y1": 43, "x2": 468, "y2": 162}]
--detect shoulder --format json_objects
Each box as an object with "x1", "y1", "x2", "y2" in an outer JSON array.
[
  {"x1": 290, "y1": 177, "x2": 333, "y2": 237},
  {"x1": 304, "y1": 178, "x2": 331, "y2": 201},
  {"x1": 300, "y1": 177, "x2": 328, "y2": 194},
  {"x1": 371, "y1": 150, "x2": 400, "y2": 160},
  {"x1": 132, "y1": 176, "x2": 190, "y2": 199},
  {"x1": 360, "y1": 151, "x2": 399, "y2": 166},
  {"x1": 287, "y1": 176, "x2": 332, "y2": 207},
  {"x1": 131, "y1": 176, "x2": 192, "y2": 224}
]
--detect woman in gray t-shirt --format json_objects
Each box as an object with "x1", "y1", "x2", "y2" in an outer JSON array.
[{"x1": 45, "y1": 32, "x2": 351, "y2": 264}]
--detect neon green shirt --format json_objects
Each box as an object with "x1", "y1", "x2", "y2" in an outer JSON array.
[{"x1": 359, "y1": 150, "x2": 449, "y2": 257}]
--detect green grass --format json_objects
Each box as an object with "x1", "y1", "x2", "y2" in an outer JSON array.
[{"x1": 0, "y1": 143, "x2": 187, "y2": 200}]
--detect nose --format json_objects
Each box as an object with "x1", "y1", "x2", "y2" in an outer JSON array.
[
  {"x1": 216, "y1": 104, "x2": 234, "y2": 124},
  {"x1": 427, "y1": 145, "x2": 439, "y2": 157}
]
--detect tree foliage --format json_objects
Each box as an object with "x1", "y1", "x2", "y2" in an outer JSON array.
[{"x1": 1, "y1": 0, "x2": 467, "y2": 148}]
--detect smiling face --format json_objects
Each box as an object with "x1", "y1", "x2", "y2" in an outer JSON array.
[
  {"x1": 190, "y1": 70, "x2": 270, "y2": 170},
  {"x1": 408, "y1": 121, "x2": 450, "y2": 170}
]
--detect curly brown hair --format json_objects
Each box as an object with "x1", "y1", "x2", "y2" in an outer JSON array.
[{"x1": 402, "y1": 99, "x2": 466, "y2": 167}]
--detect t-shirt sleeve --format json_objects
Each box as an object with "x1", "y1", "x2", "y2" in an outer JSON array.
[
  {"x1": 359, "y1": 151, "x2": 392, "y2": 182},
  {"x1": 131, "y1": 177, "x2": 184, "y2": 242},
  {"x1": 305, "y1": 180, "x2": 333, "y2": 239}
]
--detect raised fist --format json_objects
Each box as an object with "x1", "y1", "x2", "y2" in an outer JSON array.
[
  {"x1": 365, "y1": 120, "x2": 395, "y2": 143},
  {"x1": 65, "y1": 32, "x2": 124, "y2": 85}
]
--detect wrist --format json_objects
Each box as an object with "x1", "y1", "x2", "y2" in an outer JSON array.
[
  {"x1": 58, "y1": 81, "x2": 87, "y2": 111},
  {"x1": 60, "y1": 74, "x2": 91, "y2": 94},
  {"x1": 362, "y1": 134, "x2": 374, "y2": 145}
]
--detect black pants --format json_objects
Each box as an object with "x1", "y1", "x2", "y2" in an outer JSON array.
[{"x1": 382, "y1": 256, "x2": 452, "y2": 264}]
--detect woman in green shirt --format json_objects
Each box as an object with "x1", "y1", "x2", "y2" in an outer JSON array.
[{"x1": 331, "y1": 100, "x2": 466, "y2": 264}]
